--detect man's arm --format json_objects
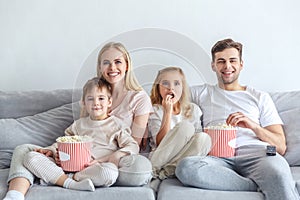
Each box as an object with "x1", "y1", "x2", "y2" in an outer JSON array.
[
  {"x1": 226, "y1": 112, "x2": 286, "y2": 155},
  {"x1": 254, "y1": 124, "x2": 286, "y2": 155}
]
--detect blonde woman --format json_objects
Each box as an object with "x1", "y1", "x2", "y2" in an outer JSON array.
[{"x1": 4, "y1": 42, "x2": 152, "y2": 200}]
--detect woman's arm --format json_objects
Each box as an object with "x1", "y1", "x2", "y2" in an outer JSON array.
[{"x1": 131, "y1": 113, "x2": 150, "y2": 146}]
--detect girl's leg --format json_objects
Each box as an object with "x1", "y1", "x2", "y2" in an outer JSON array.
[
  {"x1": 175, "y1": 156, "x2": 257, "y2": 191},
  {"x1": 168, "y1": 132, "x2": 211, "y2": 164},
  {"x1": 74, "y1": 162, "x2": 119, "y2": 187},
  {"x1": 150, "y1": 121, "x2": 195, "y2": 171},
  {"x1": 116, "y1": 154, "x2": 152, "y2": 186},
  {"x1": 157, "y1": 132, "x2": 211, "y2": 179},
  {"x1": 23, "y1": 151, "x2": 94, "y2": 191}
]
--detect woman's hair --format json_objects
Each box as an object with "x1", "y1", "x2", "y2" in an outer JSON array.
[
  {"x1": 150, "y1": 66, "x2": 192, "y2": 118},
  {"x1": 211, "y1": 38, "x2": 243, "y2": 61},
  {"x1": 80, "y1": 77, "x2": 112, "y2": 118},
  {"x1": 97, "y1": 42, "x2": 142, "y2": 91}
]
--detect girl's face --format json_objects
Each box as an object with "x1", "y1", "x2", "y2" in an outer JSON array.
[
  {"x1": 158, "y1": 70, "x2": 183, "y2": 104},
  {"x1": 83, "y1": 86, "x2": 112, "y2": 120},
  {"x1": 99, "y1": 48, "x2": 127, "y2": 85}
]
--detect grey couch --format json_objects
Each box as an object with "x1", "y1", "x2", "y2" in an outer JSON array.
[{"x1": 1, "y1": 89, "x2": 300, "y2": 200}]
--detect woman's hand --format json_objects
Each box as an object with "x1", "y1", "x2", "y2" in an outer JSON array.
[{"x1": 86, "y1": 151, "x2": 127, "y2": 167}]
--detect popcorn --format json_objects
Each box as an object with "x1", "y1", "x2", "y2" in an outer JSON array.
[
  {"x1": 204, "y1": 123, "x2": 236, "y2": 130},
  {"x1": 56, "y1": 135, "x2": 92, "y2": 143}
]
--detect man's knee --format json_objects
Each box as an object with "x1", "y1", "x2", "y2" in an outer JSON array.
[{"x1": 175, "y1": 156, "x2": 207, "y2": 184}]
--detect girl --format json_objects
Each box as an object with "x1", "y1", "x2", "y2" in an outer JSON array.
[
  {"x1": 148, "y1": 67, "x2": 211, "y2": 180},
  {"x1": 4, "y1": 42, "x2": 152, "y2": 200},
  {"x1": 23, "y1": 77, "x2": 139, "y2": 191}
]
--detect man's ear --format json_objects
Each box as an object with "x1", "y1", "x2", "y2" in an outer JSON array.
[
  {"x1": 240, "y1": 60, "x2": 244, "y2": 70},
  {"x1": 211, "y1": 61, "x2": 216, "y2": 72}
]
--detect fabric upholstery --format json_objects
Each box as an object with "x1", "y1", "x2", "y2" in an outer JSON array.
[{"x1": 270, "y1": 91, "x2": 300, "y2": 166}]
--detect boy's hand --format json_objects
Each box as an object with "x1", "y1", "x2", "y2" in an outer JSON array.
[{"x1": 35, "y1": 148, "x2": 53, "y2": 157}]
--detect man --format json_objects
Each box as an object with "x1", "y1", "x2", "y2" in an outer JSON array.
[{"x1": 175, "y1": 38, "x2": 299, "y2": 200}]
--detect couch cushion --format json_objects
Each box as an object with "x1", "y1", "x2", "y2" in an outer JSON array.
[
  {"x1": 158, "y1": 178, "x2": 264, "y2": 200},
  {"x1": 0, "y1": 102, "x2": 80, "y2": 169},
  {"x1": 0, "y1": 89, "x2": 81, "y2": 119},
  {"x1": 0, "y1": 168, "x2": 155, "y2": 200},
  {"x1": 291, "y1": 167, "x2": 300, "y2": 193},
  {"x1": 271, "y1": 91, "x2": 300, "y2": 166}
]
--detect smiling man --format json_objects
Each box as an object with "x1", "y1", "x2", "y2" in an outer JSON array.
[{"x1": 175, "y1": 38, "x2": 300, "y2": 200}]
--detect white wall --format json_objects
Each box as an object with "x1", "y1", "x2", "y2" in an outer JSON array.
[{"x1": 1, "y1": 0, "x2": 300, "y2": 92}]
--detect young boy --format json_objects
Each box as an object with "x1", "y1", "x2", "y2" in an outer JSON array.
[{"x1": 22, "y1": 77, "x2": 139, "y2": 192}]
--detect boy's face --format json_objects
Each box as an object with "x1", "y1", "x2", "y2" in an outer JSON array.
[{"x1": 83, "y1": 86, "x2": 112, "y2": 120}]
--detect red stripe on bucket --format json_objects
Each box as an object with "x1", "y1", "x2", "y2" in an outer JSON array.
[
  {"x1": 58, "y1": 142, "x2": 92, "y2": 172},
  {"x1": 204, "y1": 129, "x2": 236, "y2": 158}
]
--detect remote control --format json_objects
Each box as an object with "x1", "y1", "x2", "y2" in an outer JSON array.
[{"x1": 266, "y1": 145, "x2": 276, "y2": 156}]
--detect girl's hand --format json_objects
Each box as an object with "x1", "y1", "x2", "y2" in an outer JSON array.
[{"x1": 162, "y1": 94, "x2": 174, "y2": 113}]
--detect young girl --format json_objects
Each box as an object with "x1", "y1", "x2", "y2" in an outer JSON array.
[
  {"x1": 22, "y1": 77, "x2": 140, "y2": 191},
  {"x1": 148, "y1": 66, "x2": 211, "y2": 181},
  {"x1": 4, "y1": 42, "x2": 152, "y2": 200}
]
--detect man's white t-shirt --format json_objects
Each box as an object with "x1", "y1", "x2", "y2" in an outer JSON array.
[{"x1": 190, "y1": 84, "x2": 283, "y2": 147}]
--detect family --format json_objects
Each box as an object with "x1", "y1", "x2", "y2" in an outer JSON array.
[{"x1": 4, "y1": 39, "x2": 300, "y2": 200}]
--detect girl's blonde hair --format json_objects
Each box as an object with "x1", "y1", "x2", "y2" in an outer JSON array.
[
  {"x1": 150, "y1": 66, "x2": 192, "y2": 118},
  {"x1": 80, "y1": 77, "x2": 112, "y2": 118},
  {"x1": 97, "y1": 42, "x2": 142, "y2": 91}
]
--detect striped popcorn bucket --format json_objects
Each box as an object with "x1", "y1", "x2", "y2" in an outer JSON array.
[
  {"x1": 57, "y1": 141, "x2": 92, "y2": 172},
  {"x1": 204, "y1": 128, "x2": 236, "y2": 158}
]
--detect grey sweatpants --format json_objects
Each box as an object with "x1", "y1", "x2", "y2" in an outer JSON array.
[{"x1": 176, "y1": 145, "x2": 300, "y2": 200}]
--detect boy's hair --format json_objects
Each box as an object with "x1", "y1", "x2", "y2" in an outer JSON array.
[
  {"x1": 211, "y1": 38, "x2": 243, "y2": 61},
  {"x1": 150, "y1": 66, "x2": 192, "y2": 118},
  {"x1": 97, "y1": 42, "x2": 142, "y2": 91},
  {"x1": 80, "y1": 77, "x2": 112, "y2": 117}
]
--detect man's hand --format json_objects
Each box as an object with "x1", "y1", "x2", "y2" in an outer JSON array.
[{"x1": 226, "y1": 112, "x2": 259, "y2": 130}]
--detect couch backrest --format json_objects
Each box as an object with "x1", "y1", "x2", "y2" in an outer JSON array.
[
  {"x1": 1, "y1": 89, "x2": 300, "y2": 169},
  {"x1": 0, "y1": 89, "x2": 82, "y2": 169},
  {"x1": 0, "y1": 89, "x2": 81, "y2": 119},
  {"x1": 270, "y1": 91, "x2": 300, "y2": 166}
]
